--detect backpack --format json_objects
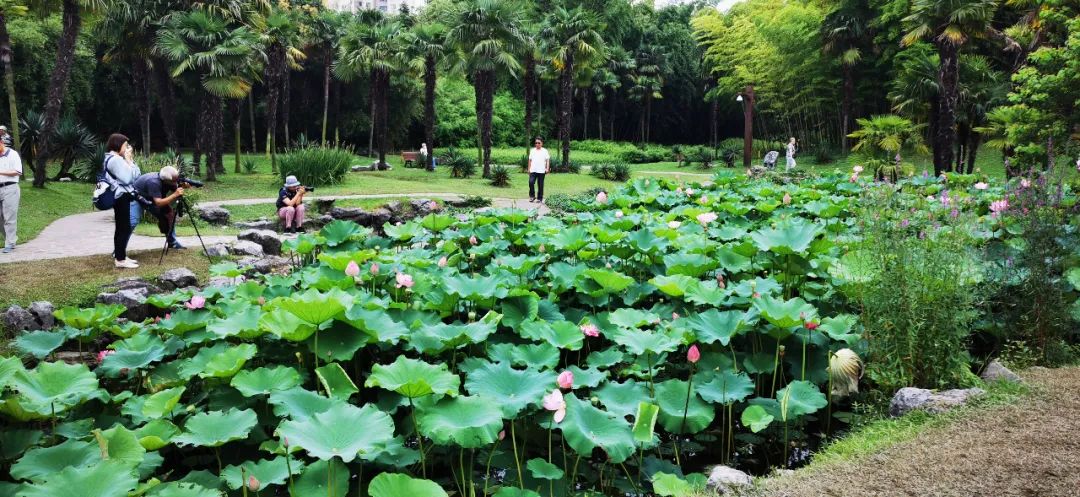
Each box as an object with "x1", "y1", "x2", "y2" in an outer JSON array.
[{"x1": 92, "y1": 155, "x2": 118, "y2": 210}]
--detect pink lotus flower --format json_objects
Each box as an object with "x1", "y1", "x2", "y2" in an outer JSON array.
[
  {"x1": 542, "y1": 389, "x2": 567, "y2": 423},
  {"x1": 1020, "y1": 178, "x2": 1031, "y2": 188},
  {"x1": 752, "y1": 292, "x2": 761, "y2": 299},
  {"x1": 696, "y1": 212, "x2": 717, "y2": 225},
  {"x1": 615, "y1": 210, "x2": 624, "y2": 218},
  {"x1": 686, "y1": 188, "x2": 695, "y2": 196},
  {"x1": 853, "y1": 165, "x2": 864, "y2": 173},
  {"x1": 804, "y1": 321, "x2": 819, "y2": 331},
  {"x1": 687, "y1": 345, "x2": 700, "y2": 364},
  {"x1": 672, "y1": 312, "x2": 680, "y2": 320},
  {"x1": 257, "y1": 297, "x2": 266, "y2": 306},
  {"x1": 438, "y1": 256, "x2": 448, "y2": 267},
  {"x1": 580, "y1": 323, "x2": 600, "y2": 337},
  {"x1": 539, "y1": 244, "x2": 546, "y2": 253},
  {"x1": 676, "y1": 187, "x2": 683, "y2": 194},
  {"x1": 395, "y1": 272, "x2": 414, "y2": 289},
  {"x1": 469, "y1": 235, "x2": 478, "y2": 246},
  {"x1": 498, "y1": 430, "x2": 506, "y2": 441},
  {"x1": 557, "y1": 370, "x2": 574, "y2": 390},
  {"x1": 427, "y1": 201, "x2": 438, "y2": 210},
  {"x1": 345, "y1": 260, "x2": 360, "y2": 277},
  {"x1": 974, "y1": 182, "x2": 988, "y2": 190},
  {"x1": 370, "y1": 263, "x2": 380, "y2": 275},
  {"x1": 596, "y1": 191, "x2": 608, "y2": 203},
  {"x1": 782, "y1": 193, "x2": 791, "y2": 205},
  {"x1": 716, "y1": 273, "x2": 726, "y2": 289},
  {"x1": 185, "y1": 295, "x2": 206, "y2": 310},
  {"x1": 247, "y1": 475, "x2": 260, "y2": 492},
  {"x1": 96, "y1": 350, "x2": 115, "y2": 364},
  {"x1": 850, "y1": 173, "x2": 859, "y2": 182},
  {"x1": 668, "y1": 220, "x2": 681, "y2": 229},
  {"x1": 990, "y1": 199, "x2": 1008, "y2": 217},
  {"x1": 699, "y1": 195, "x2": 708, "y2": 204}
]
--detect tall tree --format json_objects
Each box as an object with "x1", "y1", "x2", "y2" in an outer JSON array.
[
  {"x1": 0, "y1": 0, "x2": 27, "y2": 152},
  {"x1": 541, "y1": 6, "x2": 605, "y2": 169},
  {"x1": 629, "y1": 44, "x2": 666, "y2": 144},
  {"x1": 447, "y1": 0, "x2": 525, "y2": 178},
  {"x1": 821, "y1": 0, "x2": 873, "y2": 152},
  {"x1": 260, "y1": 9, "x2": 304, "y2": 173},
  {"x1": 32, "y1": 0, "x2": 105, "y2": 188},
  {"x1": 310, "y1": 9, "x2": 343, "y2": 145},
  {"x1": 406, "y1": 22, "x2": 446, "y2": 171},
  {"x1": 337, "y1": 18, "x2": 404, "y2": 169}
]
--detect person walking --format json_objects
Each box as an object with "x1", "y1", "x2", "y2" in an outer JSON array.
[
  {"x1": 0, "y1": 136, "x2": 22, "y2": 253},
  {"x1": 104, "y1": 134, "x2": 141, "y2": 268},
  {"x1": 0, "y1": 126, "x2": 13, "y2": 148},
  {"x1": 786, "y1": 137, "x2": 798, "y2": 171},
  {"x1": 528, "y1": 137, "x2": 550, "y2": 203},
  {"x1": 277, "y1": 175, "x2": 307, "y2": 233}
]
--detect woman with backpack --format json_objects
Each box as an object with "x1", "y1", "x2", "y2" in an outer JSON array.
[{"x1": 103, "y1": 133, "x2": 141, "y2": 268}]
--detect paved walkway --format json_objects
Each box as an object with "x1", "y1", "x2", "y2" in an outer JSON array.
[{"x1": 0, "y1": 194, "x2": 548, "y2": 264}]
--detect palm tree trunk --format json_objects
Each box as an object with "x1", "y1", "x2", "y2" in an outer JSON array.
[
  {"x1": 132, "y1": 58, "x2": 152, "y2": 151},
  {"x1": 193, "y1": 96, "x2": 204, "y2": 176},
  {"x1": 264, "y1": 43, "x2": 283, "y2": 173},
  {"x1": 523, "y1": 52, "x2": 535, "y2": 147},
  {"x1": 248, "y1": 92, "x2": 257, "y2": 153},
  {"x1": 204, "y1": 95, "x2": 220, "y2": 181},
  {"x1": 934, "y1": 40, "x2": 959, "y2": 177},
  {"x1": 424, "y1": 55, "x2": 437, "y2": 171},
  {"x1": 153, "y1": 64, "x2": 179, "y2": 151},
  {"x1": 232, "y1": 99, "x2": 242, "y2": 173},
  {"x1": 282, "y1": 70, "x2": 291, "y2": 147},
  {"x1": 0, "y1": 12, "x2": 21, "y2": 151},
  {"x1": 32, "y1": 0, "x2": 81, "y2": 188},
  {"x1": 333, "y1": 79, "x2": 341, "y2": 145},
  {"x1": 645, "y1": 93, "x2": 653, "y2": 143},
  {"x1": 841, "y1": 64, "x2": 853, "y2": 152},
  {"x1": 582, "y1": 88, "x2": 590, "y2": 141},
  {"x1": 475, "y1": 69, "x2": 494, "y2": 178},
  {"x1": 966, "y1": 132, "x2": 981, "y2": 174},
  {"x1": 710, "y1": 98, "x2": 718, "y2": 149},
  {"x1": 376, "y1": 69, "x2": 389, "y2": 168},
  {"x1": 321, "y1": 48, "x2": 331, "y2": 145},
  {"x1": 559, "y1": 54, "x2": 574, "y2": 170}
]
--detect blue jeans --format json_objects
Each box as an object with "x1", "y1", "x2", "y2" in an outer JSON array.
[{"x1": 130, "y1": 202, "x2": 177, "y2": 245}]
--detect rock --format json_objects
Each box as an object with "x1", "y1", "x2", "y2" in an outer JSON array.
[
  {"x1": 197, "y1": 206, "x2": 231, "y2": 225},
  {"x1": 890, "y1": 387, "x2": 986, "y2": 417},
  {"x1": 706, "y1": 465, "x2": 753, "y2": 494},
  {"x1": 207, "y1": 276, "x2": 242, "y2": 288},
  {"x1": 96, "y1": 288, "x2": 151, "y2": 322},
  {"x1": 205, "y1": 243, "x2": 230, "y2": 258},
  {"x1": 230, "y1": 240, "x2": 264, "y2": 257},
  {"x1": 982, "y1": 360, "x2": 1022, "y2": 383},
  {"x1": 28, "y1": 301, "x2": 55, "y2": 330},
  {"x1": 234, "y1": 218, "x2": 276, "y2": 230},
  {"x1": 315, "y1": 198, "x2": 337, "y2": 214},
  {"x1": 238, "y1": 229, "x2": 282, "y2": 256},
  {"x1": 109, "y1": 277, "x2": 164, "y2": 295},
  {"x1": 351, "y1": 164, "x2": 373, "y2": 172},
  {"x1": 328, "y1": 208, "x2": 390, "y2": 229},
  {"x1": 159, "y1": 267, "x2": 197, "y2": 290},
  {"x1": 4, "y1": 305, "x2": 39, "y2": 333},
  {"x1": 237, "y1": 255, "x2": 293, "y2": 275},
  {"x1": 328, "y1": 207, "x2": 366, "y2": 222},
  {"x1": 410, "y1": 198, "x2": 442, "y2": 216},
  {"x1": 368, "y1": 208, "x2": 392, "y2": 227}
]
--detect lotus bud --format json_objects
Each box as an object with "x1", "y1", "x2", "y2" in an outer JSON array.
[
  {"x1": 498, "y1": 430, "x2": 506, "y2": 441},
  {"x1": 438, "y1": 256, "x2": 448, "y2": 267},
  {"x1": 557, "y1": 370, "x2": 574, "y2": 390},
  {"x1": 185, "y1": 295, "x2": 206, "y2": 310},
  {"x1": 282, "y1": 436, "x2": 289, "y2": 448},
  {"x1": 186, "y1": 405, "x2": 195, "y2": 412},
  {"x1": 468, "y1": 311, "x2": 477, "y2": 321},
  {"x1": 596, "y1": 191, "x2": 608, "y2": 204},
  {"x1": 257, "y1": 296, "x2": 266, "y2": 306},
  {"x1": 668, "y1": 220, "x2": 682, "y2": 229},
  {"x1": 700, "y1": 195, "x2": 708, "y2": 204},
  {"x1": 805, "y1": 321, "x2": 819, "y2": 331},
  {"x1": 590, "y1": 396, "x2": 600, "y2": 405},
  {"x1": 716, "y1": 273, "x2": 725, "y2": 289},
  {"x1": 539, "y1": 244, "x2": 546, "y2": 253},
  {"x1": 615, "y1": 210, "x2": 624, "y2": 218},
  {"x1": 580, "y1": 323, "x2": 600, "y2": 337},
  {"x1": 470, "y1": 235, "x2": 478, "y2": 246},
  {"x1": 606, "y1": 262, "x2": 612, "y2": 269},
  {"x1": 687, "y1": 345, "x2": 701, "y2": 364},
  {"x1": 782, "y1": 192, "x2": 791, "y2": 205},
  {"x1": 345, "y1": 260, "x2": 360, "y2": 277},
  {"x1": 672, "y1": 312, "x2": 680, "y2": 320},
  {"x1": 247, "y1": 475, "x2": 260, "y2": 492},
  {"x1": 778, "y1": 345, "x2": 786, "y2": 357},
  {"x1": 752, "y1": 292, "x2": 761, "y2": 299},
  {"x1": 370, "y1": 263, "x2": 380, "y2": 275}
]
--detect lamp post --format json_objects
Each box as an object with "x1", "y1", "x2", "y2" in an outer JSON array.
[{"x1": 736, "y1": 85, "x2": 754, "y2": 168}]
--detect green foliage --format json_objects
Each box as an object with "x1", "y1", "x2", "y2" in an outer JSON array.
[
  {"x1": 277, "y1": 145, "x2": 355, "y2": 187},
  {"x1": 590, "y1": 163, "x2": 630, "y2": 182},
  {"x1": 488, "y1": 164, "x2": 511, "y2": 187},
  {"x1": 433, "y1": 78, "x2": 525, "y2": 148},
  {"x1": 848, "y1": 114, "x2": 926, "y2": 161},
  {"x1": 441, "y1": 147, "x2": 476, "y2": 179}
]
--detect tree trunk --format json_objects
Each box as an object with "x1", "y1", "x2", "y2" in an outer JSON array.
[
  {"x1": 955, "y1": 121, "x2": 968, "y2": 173},
  {"x1": 0, "y1": 12, "x2": 21, "y2": 151},
  {"x1": 523, "y1": 52, "x2": 535, "y2": 147},
  {"x1": 332, "y1": 79, "x2": 341, "y2": 145},
  {"x1": 204, "y1": 95, "x2": 220, "y2": 181},
  {"x1": 321, "y1": 47, "x2": 331, "y2": 145},
  {"x1": 264, "y1": 43, "x2": 284, "y2": 173},
  {"x1": 153, "y1": 63, "x2": 179, "y2": 151},
  {"x1": 248, "y1": 92, "x2": 257, "y2": 153},
  {"x1": 424, "y1": 55, "x2": 437, "y2": 171},
  {"x1": 558, "y1": 53, "x2": 574, "y2": 170},
  {"x1": 966, "y1": 131, "x2": 981, "y2": 174},
  {"x1": 232, "y1": 99, "x2": 242, "y2": 173},
  {"x1": 710, "y1": 98, "x2": 718, "y2": 149},
  {"x1": 193, "y1": 95, "x2": 205, "y2": 176},
  {"x1": 934, "y1": 40, "x2": 959, "y2": 177},
  {"x1": 582, "y1": 88, "x2": 590, "y2": 141},
  {"x1": 132, "y1": 58, "x2": 152, "y2": 152},
  {"x1": 841, "y1": 64, "x2": 853, "y2": 152},
  {"x1": 32, "y1": 0, "x2": 81, "y2": 188},
  {"x1": 474, "y1": 70, "x2": 494, "y2": 178},
  {"x1": 281, "y1": 69, "x2": 291, "y2": 147},
  {"x1": 375, "y1": 69, "x2": 389, "y2": 168}
]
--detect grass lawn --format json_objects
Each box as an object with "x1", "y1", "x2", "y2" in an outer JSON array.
[{"x1": 5, "y1": 181, "x2": 93, "y2": 247}]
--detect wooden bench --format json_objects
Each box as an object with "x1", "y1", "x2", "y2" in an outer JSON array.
[{"x1": 402, "y1": 151, "x2": 419, "y2": 168}]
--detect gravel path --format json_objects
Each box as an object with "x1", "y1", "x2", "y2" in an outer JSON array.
[
  {"x1": 0, "y1": 194, "x2": 548, "y2": 264},
  {"x1": 756, "y1": 367, "x2": 1080, "y2": 497}
]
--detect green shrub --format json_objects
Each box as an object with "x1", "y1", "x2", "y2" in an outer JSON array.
[
  {"x1": 457, "y1": 195, "x2": 492, "y2": 208},
  {"x1": 619, "y1": 145, "x2": 669, "y2": 164},
  {"x1": 719, "y1": 137, "x2": 786, "y2": 160},
  {"x1": 545, "y1": 187, "x2": 605, "y2": 212},
  {"x1": 278, "y1": 145, "x2": 354, "y2": 186},
  {"x1": 489, "y1": 165, "x2": 512, "y2": 187},
  {"x1": 687, "y1": 147, "x2": 715, "y2": 170},
  {"x1": 242, "y1": 158, "x2": 258, "y2": 174},
  {"x1": 72, "y1": 144, "x2": 107, "y2": 183},
  {"x1": 443, "y1": 147, "x2": 476, "y2": 178},
  {"x1": 812, "y1": 142, "x2": 838, "y2": 164},
  {"x1": 590, "y1": 163, "x2": 630, "y2": 182},
  {"x1": 552, "y1": 159, "x2": 580, "y2": 174},
  {"x1": 718, "y1": 146, "x2": 740, "y2": 167}
]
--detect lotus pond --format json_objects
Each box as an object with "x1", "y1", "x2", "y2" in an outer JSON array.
[{"x1": 0, "y1": 170, "x2": 1070, "y2": 497}]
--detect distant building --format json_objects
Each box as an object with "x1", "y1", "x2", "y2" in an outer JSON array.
[{"x1": 324, "y1": 0, "x2": 427, "y2": 14}]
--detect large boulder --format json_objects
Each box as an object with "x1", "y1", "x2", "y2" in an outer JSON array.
[
  {"x1": 159, "y1": 267, "x2": 197, "y2": 290},
  {"x1": 205, "y1": 243, "x2": 230, "y2": 258},
  {"x1": 28, "y1": 301, "x2": 55, "y2": 330},
  {"x1": 96, "y1": 287, "x2": 152, "y2": 322},
  {"x1": 197, "y1": 206, "x2": 231, "y2": 225},
  {"x1": 110, "y1": 277, "x2": 164, "y2": 296},
  {"x1": 982, "y1": 360, "x2": 1022, "y2": 383},
  {"x1": 234, "y1": 218, "x2": 276, "y2": 231},
  {"x1": 890, "y1": 387, "x2": 986, "y2": 417},
  {"x1": 706, "y1": 465, "x2": 753, "y2": 494},
  {"x1": 327, "y1": 207, "x2": 390, "y2": 229},
  {"x1": 3, "y1": 305, "x2": 39, "y2": 333},
  {"x1": 238, "y1": 229, "x2": 282, "y2": 255},
  {"x1": 237, "y1": 256, "x2": 292, "y2": 275},
  {"x1": 230, "y1": 240, "x2": 264, "y2": 257},
  {"x1": 315, "y1": 198, "x2": 337, "y2": 214},
  {"x1": 410, "y1": 198, "x2": 442, "y2": 216}
]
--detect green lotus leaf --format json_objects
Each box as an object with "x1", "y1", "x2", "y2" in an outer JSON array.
[
  {"x1": 93, "y1": 425, "x2": 146, "y2": 468},
  {"x1": 318, "y1": 249, "x2": 377, "y2": 272},
  {"x1": 209, "y1": 261, "x2": 244, "y2": 278},
  {"x1": 828, "y1": 249, "x2": 875, "y2": 283},
  {"x1": 269, "y1": 388, "x2": 335, "y2": 419},
  {"x1": 12, "y1": 361, "x2": 99, "y2": 413},
  {"x1": 10, "y1": 438, "x2": 98, "y2": 482},
  {"x1": 409, "y1": 315, "x2": 500, "y2": 354},
  {"x1": 53, "y1": 304, "x2": 125, "y2": 330},
  {"x1": 14, "y1": 329, "x2": 72, "y2": 359},
  {"x1": 609, "y1": 328, "x2": 681, "y2": 356},
  {"x1": 157, "y1": 309, "x2": 212, "y2": 336},
  {"x1": 173, "y1": 408, "x2": 257, "y2": 447},
  {"x1": 608, "y1": 308, "x2": 660, "y2": 328},
  {"x1": 749, "y1": 217, "x2": 823, "y2": 254},
  {"x1": 697, "y1": 370, "x2": 755, "y2": 405},
  {"x1": 366, "y1": 356, "x2": 460, "y2": 399},
  {"x1": 567, "y1": 365, "x2": 607, "y2": 388},
  {"x1": 442, "y1": 274, "x2": 509, "y2": 300},
  {"x1": 200, "y1": 343, "x2": 257, "y2": 379},
  {"x1": 501, "y1": 292, "x2": 539, "y2": 328},
  {"x1": 488, "y1": 342, "x2": 561, "y2": 370},
  {"x1": 321, "y1": 219, "x2": 366, "y2": 246},
  {"x1": 777, "y1": 380, "x2": 827, "y2": 422},
  {"x1": 294, "y1": 459, "x2": 349, "y2": 497},
  {"x1": 231, "y1": 366, "x2": 302, "y2": 397},
  {"x1": 278, "y1": 399, "x2": 397, "y2": 462},
  {"x1": 649, "y1": 275, "x2": 699, "y2": 298},
  {"x1": 368, "y1": 473, "x2": 448, "y2": 497},
  {"x1": 518, "y1": 320, "x2": 584, "y2": 351},
  {"x1": 0, "y1": 429, "x2": 43, "y2": 461},
  {"x1": 559, "y1": 394, "x2": 635, "y2": 463},
  {"x1": 683, "y1": 309, "x2": 750, "y2": 346},
  {"x1": 663, "y1": 253, "x2": 718, "y2": 278},
  {"x1": 15, "y1": 460, "x2": 138, "y2": 497},
  {"x1": 753, "y1": 296, "x2": 817, "y2": 329},
  {"x1": 652, "y1": 472, "x2": 695, "y2": 496},
  {"x1": 259, "y1": 308, "x2": 317, "y2": 342},
  {"x1": 546, "y1": 262, "x2": 587, "y2": 291},
  {"x1": 817, "y1": 314, "x2": 860, "y2": 344},
  {"x1": 273, "y1": 288, "x2": 353, "y2": 326},
  {"x1": 141, "y1": 386, "x2": 186, "y2": 419},
  {"x1": 595, "y1": 380, "x2": 650, "y2": 418},
  {"x1": 361, "y1": 436, "x2": 420, "y2": 467},
  {"x1": 417, "y1": 213, "x2": 454, "y2": 231},
  {"x1": 147, "y1": 482, "x2": 223, "y2": 497},
  {"x1": 382, "y1": 221, "x2": 424, "y2": 241},
  {"x1": 308, "y1": 322, "x2": 369, "y2": 362},
  {"x1": 1067, "y1": 267, "x2": 1080, "y2": 292},
  {"x1": 493, "y1": 488, "x2": 542, "y2": 497},
  {"x1": 221, "y1": 456, "x2": 305, "y2": 490},
  {"x1": 463, "y1": 361, "x2": 555, "y2": 418},
  {"x1": 136, "y1": 419, "x2": 180, "y2": 450},
  {"x1": 548, "y1": 225, "x2": 590, "y2": 251},
  {"x1": 632, "y1": 402, "x2": 660, "y2": 444},
  {"x1": 206, "y1": 305, "x2": 263, "y2": 339},
  {"x1": 315, "y1": 362, "x2": 359, "y2": 400},
  {"x1": 741, "y1": 404, "x2": 774, "y2": 433},
  {"x1": 627, "y1": 228, "x2": 669, "y2": 254},
  {"x1": 0, "y1": 355, "x2": 25, "y2": 388},
  {"x1": 99, "y1": 334, "x2": 168, "y2": 376},
  {"x1": 655, "y1": 379, "x2": 715, "y2": 434},
  {"x1": 342, "y1": 308, "x2": 411, "y2": 345},
  {"x1": 583, "y1": 268, "x2": 635, "y2": 293},
  {"x1": 586, "y1": 347, "x2": 625, "y2": 369},
  {"x1": 417, "y1": 395, "x2": 503, "y2": 448},
  {"x1": 526, "y1": 458, "x2": 564, "y2": 480}
]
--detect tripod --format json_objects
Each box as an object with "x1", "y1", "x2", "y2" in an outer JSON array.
[{"x1": 158, "y1": 197, "x2": 213, "y2": 264}]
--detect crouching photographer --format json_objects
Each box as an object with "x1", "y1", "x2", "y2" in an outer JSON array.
[{"x1": 132, "y1": 166, "x2": 191, "y2": 250}]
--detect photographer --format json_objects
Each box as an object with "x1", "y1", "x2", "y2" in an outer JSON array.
[
  {"x1": 277, "y1": 175, "x2": 308, "y2": 234},
  {"x1": 133, "y1": 165, "x2": 185, "y2": 250}
]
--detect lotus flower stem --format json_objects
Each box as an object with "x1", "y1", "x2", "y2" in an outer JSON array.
[
  {"x1": 327, "y1": 461, "x2": 333, "y2": 497},
  {"x1": 408, "y1": 397, "x2": 426, "y2": 477},
  {"x1": 675, "y1": 361, "x2": 696, "y2": 467},
  {"x1": 241, "y1": 468, "x2": 248, "y2": 497},
  {"x1": 282, "y1": 442, "x2": 294, "y2": 496},
  {"x1": 510, "y1": 422, "x2": 525, "y2": 490},
  {"x1": 770, "y1": 338, "x2": 781, "y2": 397},
  {"x1": 619, "y1": 462, "x2": 640, "y2": 495},
  {"x1": 569, "y1": 454, "x2": 582, "y2": 493},
  {"x1": 457, "y1": 448, "x2": 468, "y2": 497},
  {"x1": 801, "y1": 334, "x2": 807, "y2": 381},
  {"x1": 215, "y1": 447, "x2": 222, "y2": 474},
  {"x1": 547, "y1": 420, "x2": 555, "y2": 497},
  {"x1": 483, "y1": 437, "x2": 502, "y2": 496},
  {"x1": 646, "y1": 352, "x2": 656, "y2": 398}
]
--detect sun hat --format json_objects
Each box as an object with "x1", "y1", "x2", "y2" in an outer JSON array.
[
  {"x1": 284, "y1": 175, "x2": 301, "y2": 188},
  {"x1": 0, "y1": 126, "x2": 7, "y2": 131}
]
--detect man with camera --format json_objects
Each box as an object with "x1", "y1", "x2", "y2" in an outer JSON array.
[
  {"x1": 133, "y1": 165, "x2": 187, "y2": 250},
  {"x1": 277, "y1": 175, "x2": 309, "y2": 234}
]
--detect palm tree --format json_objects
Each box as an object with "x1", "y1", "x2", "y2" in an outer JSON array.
[
  {"x1": 902, "y1": 0, "x2": 1019, "y2": 176},
  {"x1": 406, "y1": 22, "x2": 446, "y2": 171},
  {"x1": 310, "y1": 9, "x2": 344, "y2": 145},
  {"x1": 260, "y1": 8, "x2": 305, "y2": 173},
  {"x1": 446, "y1": 0, "x2": 526, "y2": 178},
  {"x1": 630, "y1": 43, "x2": 666, "y2": 144},
  {"x1": 956, "y1": 55, "x2": 1005, "y2": 173},
  {"x1": 337, "y1": 18, "x2": 404, "y2": 169},
  {"x1": 849, "y1": 114, "x2": 928, "y2": 180},
  {"x1": 32, "y1": 0, "x2": 106, "y2": 188},
  {"x1": 156, "y1": 9, "x2": 261, "y2": 181},
  {"x1": 520, "y1": 26, "x2": 539, "y2": 148},
  {"x1": 821, "y1": 0, "x2": 873, "y2": 152},
  {"x1": 0, "y1": 0, "x2": 27, "y2": 151},
  {"x1": 541, "y1": 6, "x2": 604, "y2": 170}
]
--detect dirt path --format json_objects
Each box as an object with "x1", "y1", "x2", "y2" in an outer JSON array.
[
  {"x1": 0, "y1": 194, "x2": 547, "y2": 264},
  {"x1": 756, "y1": 367, "x2": 1080, "y2": 497}
]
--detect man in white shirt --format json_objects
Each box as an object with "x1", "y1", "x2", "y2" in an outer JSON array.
[
  {"x1": 0, "y1": 137, "x2": 22, "y2": 253},
  {"x1": 528, "y1": 137, "x2": 550, "y2": 203}
]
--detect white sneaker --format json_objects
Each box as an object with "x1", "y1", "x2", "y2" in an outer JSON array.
[
  {"x1": 124, "y1": 258, "x2": 138, "y2": 264},
  {"x1": 115, "y1": 259, "x2": 139, "y2": 269}
]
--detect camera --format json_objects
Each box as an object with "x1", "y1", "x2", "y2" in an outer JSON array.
[
  {"x1": 179, "y1": 177, "x2": 204, "y2": 188},
  {"x1": 303, "y1": 186, "x2": 316, "y2": 192}
]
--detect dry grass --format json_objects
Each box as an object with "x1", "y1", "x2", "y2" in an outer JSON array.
[{"x1": 756, "y1": 367, "x2": 1080, "y2": 497}]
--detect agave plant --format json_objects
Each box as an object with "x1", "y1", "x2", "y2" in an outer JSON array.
[{"x1": 49, "y1": 115, "x2": 99, "y2": 180}]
